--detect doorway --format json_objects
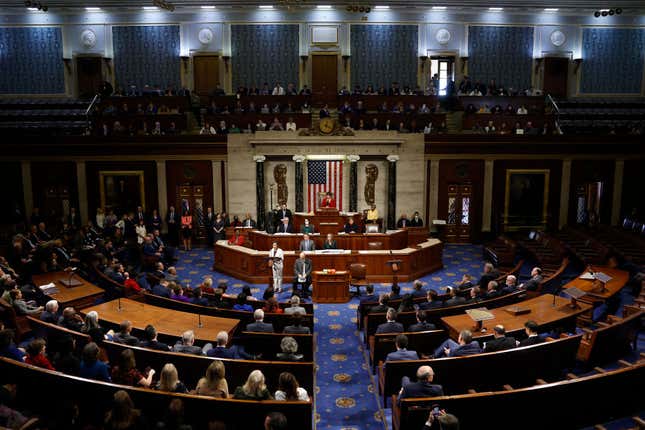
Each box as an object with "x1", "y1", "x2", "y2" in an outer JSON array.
[
  {"x1": 193, "y1": 55, "x2": 220, "y2": 96},
  {"x1": 575, "y1": 182, "x2": 603, "y2": 226},
  {"x1": 76, "y1": 56, "x2": 103, "y2": 99},
  {"x1": 311, "y1": 54, "x2": 338, "y2": 104},
  {"x1": 444, "y1": 183, "x2": 472, "y2": 243},
  {"x1": 429, "y1": 56, "x2": 455, "y2": 96},
  {"x1": 543, "y1": 57, "x2": 568, "y2": 98}
]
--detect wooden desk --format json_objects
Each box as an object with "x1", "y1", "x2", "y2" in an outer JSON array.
[
  {"x1": 312, "y1": 271, "x2": 350, "y2": 303},
  {"x1": 292, "y1": 212, "x2": 363, "y2": 237},
  {"x1": 563, "y1": 267, "x2": 629, "y2": 304},
  {"x1": 247, "y1": 230, "x2": 409, "y2": 251},
  {"x1": 81, "y1": 298, "x2": 239, "y2": 344},
  {"x1": 32, "y1": 272, "x2": 104, "y2": 309},
  {"x1": 440, "y1": 294, "x2": 592, "y2": 341}
]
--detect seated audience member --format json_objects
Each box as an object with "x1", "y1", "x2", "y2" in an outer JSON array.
[
  {"x1": 408, "y1": 310, "x2": 437, "y2": 332},
  {"x1": 410, "y1": 211, "x2": 423, "y2": 227},
  {"x1": 370, "y1": 294, "x2": 390, "y2": 314},
  {"x1": 200, "y1": 122, "x2": 216, "y2": 135},
  {"x1": 477, "y1": 262, "x2": 500, "y2": 289},
  {"x1": 397, "y1": 294, "x2": 415, "y2": 313},
  {"x1": 263, "y1": 295, "x2": 283, "y2": 314},
  {"x1": 389, "y1": 284, "x2": 402, "y2": 301},
  {"x1": 456, "y1": 274, "x2": 474, "y2": 292},
  {"x1": 172, "y1": 330, "x2": 204, "y2": 356},
  {"x1": 79, "y1": 342, "x2": 110, "y2": 382},
  {"x1": 300, "y1": 219, "x2": 315, "y2": 234},
  {"x1": 366, "y1": 204, "x2": 379, "y2": 223},
  {"x1": 343, "y1": 217, "x2": 360, "y2": 233},
  {"x1": 444, "y1": 287, "x2": 466, "y2": 306},
  {"x1": 190, "y1": 287, "x2": 210, "y2": 306},
  {"x1": 156, "y1": 363, "x2": 188, "y2": 393},
  {"x1": 269, "y1": 117, "x2": 284, "y2": 131},
  {"x1": 284, "y1": 295, "x2": 306, "y2": 315},
  {"x1": 411, "y1": 280, "x2": 426, "y2": 298},
  {"x1": 276, "y1": 217, "x2": 293, "y2": 233},
  {"x1": 233, "y1": 292, "x2": 254, "y2": 312},
  {"x1": 103, "y1": 392, "x2": 148, "y2": 430},
  {"x1": 58, "y1": 307, "x2": 84, "y2": 332},
  {"x1": 520, "y1": 267, "x2": 543, "y2": 291},
  {"x1": 323, "y1": 233, "x2": 337, "y2": 249},
  {"x1": 24, "y1": 338, "x2": 55, "y2": 370},
  {"x1": 513, "y1": 121, "x2": 524, "y2": 134},
  {"x1": 246, "y1": 309, "x2": 275, "y2": 332},
  {"x1": 398, "y1": 365, "x2": 444, "y2": 402},
  {"x1": 139, "y1": 324, "x2": 170, "y2": 351},
  {"x1": 40, "y1": 299, "x2": 59, "y2": 323},
  {"x1": 360, "y1": 284, "x2": 378, "y2": 304},
  {"x1": 194, "y1": 360, "x2": 229, "y2": 398},
  {"x1": 0, "y1": 329, "x2": 24, "y2": 361},
  {"x1": 152, "y1": 280, "x2": 171, "y2": 298},
  {"x1": 284, "y1": 312, "x2": 311, "y2": 334},
  {"x1": 484, "y1": 280, "x2": 502, "y2": 299},
  {"x1": 517, "y1": 105, "x2": 528, "y2": 115},
  {"x1": 386, "y1": 334, "x2": 420, "y2": 362},
  {"x1": 501, "y1": 274, "x2": 518, "y2": 294},
  {"x1": 263, "y1": 284, "x2": 275, "y2": 301},
  {"x1": 112, "y1": 349, "x2": 155, "y2": 387},
  {"x1": 206, "y1": 330, "x2": 253, "y2": 360},
  {"x1": 113, "y1": 321, "x2": 139, "y2": 346},
  {"x1": 275, "y1": 371, "x2": 310, "y2": 401},
  {"x1": 519, "y1": 320, "x2": 544, "y2": 346},
  {"x1": 170, "y1": 284, "x2": 191, "y2": 303},
  {"x1": 233, "y1": 369, "x2": 272, "y2": 400},
  {"x1": 466, "y1": 286, "x2": 484, "y2": 304},
  {"x1": 433, "y1": 329, "x2": 482, "y2": 358},
  {"x1": 285, "y1": 117, "x2": 297, "y2": 131},
  {"x1": 276, "y1": 336, "x2": 304, "y2": 362},
  {"x1": 419, "y1": 290, "x2": 443, "y2": 310},
  {"x1": 376, "y1": 308, "x2": 404, "y2": 334},
  {"x1": 228, "y1": 229, "x2": 245, "y2": 246},
  {"x1": 10, "y1": 290, "x2": 42, "y2": 316},
  {"x1": 256, "y1": 119, "x2": 267, "y2": 131},
  {"x1": 484, "y1": 325, "x2": 516, "y2": 352},
  {"x1": 298, "y1": 234, "x2": 315, "y2": 252}
]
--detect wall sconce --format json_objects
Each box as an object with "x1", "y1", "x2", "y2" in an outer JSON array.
[
  {"x1": 534, "y1": 57, "x2": 544, "y2": 75},
  {"x1": 419, "y1": 55, "x2": 428, "y2": 71},
  {"x1": 342, "y1": 54, "x2": 351, "y2": 72},
  {"x1": 573, "y1": 58, "x2": 583, "y2": 74},
  {"x1": 222, "y1": 55, "x2": 231, "y2": 72},
  {"x1": 459, "y1": 56, "x2": 469, "y2": 74},
  {"x1": 180, "y1": 56, "x2": 190, "y2": 72}
]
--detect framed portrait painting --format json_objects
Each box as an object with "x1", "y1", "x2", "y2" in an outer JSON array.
[
  {"x1": 504, "y1": 169, "x2": 550, "y2": 230},
  {"x1": 99, "y1": 170, "x2": 145, "y2": 215}
]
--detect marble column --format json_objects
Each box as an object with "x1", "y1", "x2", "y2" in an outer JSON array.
[
  {"x1": 611, "y1": 160, "x2": 624, "y2": 227},
  {"x1": 386, "y1": 155, "x2": 399, "y2": 230},
  {"x1": 482, "y1": 160, "x2": 494, "y2": 232},
  {"x1": 21, "y1": 161, "x2": 33, "y2": 219},
  {"x1": 428, "y1": 159, "x2": 440, "y2": 232},
  {"x1": 76, "y1": 161, "x2": 89, "y2": 225},
  {"x1": 347, "y1": 155, "x2": 360, "y2": 212},
  {"x1": 254, "y1": 155, "x2": 266, "y2": 230},
  {"x1": 293, "y1": 155, "x2": 306, "y2": 213},
  {"x1": 559, "y1": 160, "x2": 572, "y2": 229},
  {"x1": 156, "y1": 161, "x2": 168, "y2": 233}
]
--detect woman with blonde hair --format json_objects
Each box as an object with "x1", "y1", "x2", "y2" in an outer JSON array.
[
  {"x1": 194, "y1": 360, "x2": 229, "y2": 398},
  {"x1": 233, "y1": 369, "x2": 272, "y2": 400},
  {"x1": 156, "y1": 363, "x2": 188, "y2": 393}
]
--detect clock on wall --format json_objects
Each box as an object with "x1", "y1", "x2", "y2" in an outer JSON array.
[
  {"x1": 80, "y1": 29, "x2": 97, "y2": 49},
  {"x1": 550, "y1": 30, "x2": 566, "y2": 47},
  {"x1": 198, "y1": 28, "x2": 214, "y2": 45},
  {"x1": 436, "y1": 28, "x2": 451, "y2": 45}
]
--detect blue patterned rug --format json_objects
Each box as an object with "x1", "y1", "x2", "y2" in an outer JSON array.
[{"x1": 173, "y1": 244, "x2": 484, "y2": 429}]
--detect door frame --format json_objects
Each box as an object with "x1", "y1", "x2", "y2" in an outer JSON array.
[
  {"x1": 310, "y1": 51, "x2": 340, "y2": 97},
  {"x1": 73, "y1": 53, "x2": 104, "y2": 99},
  {"x1": 190, "y1": 52, "x2": 223, "y2": 95}
]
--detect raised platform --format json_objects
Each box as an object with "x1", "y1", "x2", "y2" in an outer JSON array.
[{"x1": 213, "y1": 238, "x2": 443, "y2": 284}]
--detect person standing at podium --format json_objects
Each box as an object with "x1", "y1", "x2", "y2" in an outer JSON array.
[
  {"x1": 268, "y1": 242, "x2": 284, "y2": 293},
  {"x1": 293, "y1": 252, "x2": 312, "y2": 298},
  {"x1": 320, "y1": 192, "x2": 336, "y2": 208}
]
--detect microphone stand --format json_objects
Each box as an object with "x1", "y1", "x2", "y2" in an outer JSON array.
[
  {"x1": 117, "y1": 296, "x2": 122, "y2": 312},
  {"x1": 198, "y1": 314, "x2": 203, "y2": 329}
]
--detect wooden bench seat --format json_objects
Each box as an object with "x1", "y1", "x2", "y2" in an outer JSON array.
[
  {"x1": 369, "y1": 330, "x2": 445, "y2": 372},
  {"x1": 577, "y1": 309, "x2": 643, "y2": 366}
]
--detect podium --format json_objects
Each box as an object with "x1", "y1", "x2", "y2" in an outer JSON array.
[
  {"x1": 387, "y1": 259, "x2": 403, "y2": 288},
  {"x1": 312, "y1": 270, "x2": 350, "y2": 303}
]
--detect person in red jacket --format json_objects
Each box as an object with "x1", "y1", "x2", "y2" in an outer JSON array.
[
  {"x1": 320, "y1": 192, "x2": 336, "y2": 208},
  {"x1": 24, "y1": 338, "x2": 55, "y2": 371},
  {"x1": 228, "y1": 229, "x2": 245, "y2": 246}
]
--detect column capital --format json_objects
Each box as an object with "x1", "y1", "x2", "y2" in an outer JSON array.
[
  {"x1": 386, "y1": 154, "x2": 400, "y2": 163},
  {"x1": 253, "y1": 155, "x2": 266, "y2": 163},
  {"x1": 292, "y1": 155, "x2": 306, "y2": 163},
  {"x1": 347, "y1": 154, "x2": 360, "y2": 163}
]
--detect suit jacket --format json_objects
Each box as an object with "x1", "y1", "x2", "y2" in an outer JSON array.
[
  {"x1": 151, "y1": 284, "x2": 170, "y2": 298},
  {"x1": 519, "y1": 335, "x2": 545, "y2": 347},
  {"x1": 444, "y1": 296, "x2": 466, "y2": 307},
  {"x1": 278, "y1": 209, "x2": 292, "y2": 221},
  {"x1": 385, "y1": 349, "x2": 419, "y2": 362},
  {"x1": 522, "y1": 275, "x2": 544, "y2": 292},
  {"x1": 284, "y1": 306, "x2": 306, "y2": 315},
  {"x1": 246, "y1": 321, "x2": 275, "y2": 332},
  {"x1": 276, "y1": 223, "x2": 293, "y2": 233},
  {"x1": 396, "y1": 218, "x2": 410, "y2": 228},
  {"x1": 376, "y1": 321, "x2": 404, "y2": 334},
  {"x1": 172, "y1": 343, "x2": 204, "y2": 355},
  {"x1": 359, "y1": 294, "x2": 378, "y2": 305},
  {"x1": 293, "y1": 258, "x2": 312, "y2": 280},
  {"x1": 344, "y1": 223, "x2": 360, "y2": 233},
  {"x1": 113, "y1": 332, "x2": 139, "y2": 346},
  {"x1": 449, "y1": 341, "x2": 482, "y2": 357},
  {"x1": 166, "y1": 211, "x2": 179, "y2": 227},
  {"x1": 478, "y1": 271, "x2": 501, "y2": 288},
  {"x1": 399, "y1": 381, "x2": 444, "y2": 400},
  {"x1": 206, "y1": 345, "x2": 236, "y2": 359},
  {"x1": 299, "y1": 240, "x2": 315, "y2": 251},
  {"x1": 323, "y1": 240, "x2": 337, "y2": 249},
  {"x1": 408, "y1": 321, "x2": 437, "y2": 332},
  {"x1": 369, "y1": 304, "x2": 389, "y2": 314},
  {"x1": 409, "y1": 217, "x2": 424, "y2": 227},
  {"x1": 284, "y1": 325, "x2": 311, "y2": 334},
  {"x1": 419, "y1": 301, "x2": 444, "y2": 310},
  {"x1": 242, "y1": 218, "x2": 257, "y2": 228},
  {"x1": 485, "y1": 336, "x2": 517, "y2": 352},
  {"x1": 139, "y1": 339, "x2": 170, "y2": 351}
]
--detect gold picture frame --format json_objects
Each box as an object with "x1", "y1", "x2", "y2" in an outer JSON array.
[
  {"x1": 504, "y1": 169, "x2": 550, "y2": 230},
  {"x1": 99, "y1": 170, "x2": 146, "y2": 213}
]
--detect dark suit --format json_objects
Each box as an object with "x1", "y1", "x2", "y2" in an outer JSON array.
[
  {"x1": 519, "y1": 335, "x2": 544, "y2": 347},
  {"x1": 408, "y1": 321, "x2": 437, "y2": 332},
  {"x1": 172, "y1": 343, "x2": 204, "y2": 355},
  {"x1": 246, "y1": 321, "x2": 275, "y2": 333},
  {"x1": 284, "y1": 325, "x2": 311, "y2": 334},
  {"x1": 323, "y1": 240, "x2": 337, "y2": 249},
  {"x1": 293, "y1": 257, "x2": 313, "y2": 296},
  {"x1": 385, "y1": 349, "x2": 419, "y2": 361},
  {"x1": 485, "y1": 336, "x2": 517, "y2": 352},
  {"x1": 478, "y1": 270, "x2": 500, "y2": 288},
  {"x1": 360, "y1": 294, "x2": 378, "y2": 305},
  {"x1": 166, "y1": 211, "x2": 179, "y2": 245},
  {"x1": 376, "y1": 321, "x2": 404, "y2": 334},
  {"x1": 396, "y1": 218, "x2": 410, "y2": 228},
  {"x1": 344, "y1": 223, "x2": 359, "y2": 233},
  {"x1": 444, "y1": 296, "x2": 466, "y2": 307},
  {"x1": 242, "y1": 218, "x2": 257, "y2": 228},
  {"x1": 522, "y1": 275, "x2": 544, "y2": 291},
  {"x1": 113, "y1": 332, "x2": 139, "y2": 346},
  {"x1": 299, "y1": 239, "x2": 315, "y2": 251},
  {"x1": 419, "y1": 300, "x2": 444, "y2": 311},
  {"x1": 204, "y1": 213, "x2": 215, "y2": 245},
  {"x1": 399, "y1": 381, "x2": 444, "y2": 401},
  {"x1": 369, "y1": 304, "x2": 389, "y2": 314},
  {"x1": 409, "y1": 217, "x2": 423, "y2": 227},
  {"x1": 139, "y1": 339, "x2": 170, "y2": 351},
  {"x1": 206, "y1": 345, "x2": 235, "y2": 359},
  {"x1": 151, "y1": 284, "x2": 170, "y2": 298},
  {"x1": 276, "y1": 222, "x2": 293, "y2": 233},
  {"x1": 40, "y1": 311, "x2": 59, "y2": 324}
]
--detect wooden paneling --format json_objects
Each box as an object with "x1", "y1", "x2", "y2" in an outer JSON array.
[
  {"x1": 543, "y1": 57, "x2": 568, "y2": 98},
  {"x1": 312, "y1": 54, "x2": 338, "y2": 102},
  {"x1": 30, "y1": 161, "x2": 78, "y2": 225},
  {"x1": 569, "y1": 160, "x2": 615, "y2": 225},
  {"x1": 165, "y1": 160, "x2": 214, "y2": 212},
  {"x1": 193, "y1": 55, "x2": 220, "y2": 96}
]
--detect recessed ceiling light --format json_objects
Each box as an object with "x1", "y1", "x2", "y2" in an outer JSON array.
[
  {"x1": 544, "y1": 8, "x2": 559, "y2": 12},
  {"x1": 374, "y1": 5, "x2": 390, "y2": 9},
  {"x1": 317, "y1": 5, "x2": 332, "y2": 9},
  {"x1": 259, "y1": 5, "x2": 274, "y2": 9},
  {"x1": 201, "y1": 5, "x2": 216, "y2": 9},
  {"x1": 142, "y1": 6, "x2": 158, "y2": 10},
  {"x1": 85, "y1": 7, "x2": 102, "y2": 11},
  {"x1": 432, "y1": 6, "x2": 447, "y2": 10},
  {"x1": 488, "y1": 7, "x2": 504, "y2": 11},
  {"x1": 27, "y1": 7, "x2": 39, "y2": 11}
]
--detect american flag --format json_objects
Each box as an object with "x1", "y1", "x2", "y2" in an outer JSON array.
[{"x1": 308, "y1": 160, "x2": 342, "y2": 211}]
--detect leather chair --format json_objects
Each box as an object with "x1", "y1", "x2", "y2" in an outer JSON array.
[{"x1": 349, "y1": 263, "x2": 369, "y2": 297}]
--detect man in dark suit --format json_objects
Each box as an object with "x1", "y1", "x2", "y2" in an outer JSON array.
[
  {"x1": 389, "y1": 284, "x2": 402, "y2": 301},
  {"x1": 206, "y1": 330, "x2": 254, "y2": 359},
  {"x1": 369, "y1": 294, "x2": 390, "y2": 314},
  {"x1": 484, "y1": 280, "x2": 502, "y2": 299},
  {"x1": 419, "y1": 290, "x2": 444, "y2": 310},
  {"x1": 284, "y1": 312, "x2": 311, "y2": 334},
  {"x1": 484, "y1": 325, "x2": 516, "y2": 352},
  {"x1": 298, "y1": 234, "x2": 315, "y2": 251},
  {"x1": 323, "y1": 233, "x2": 337, "y2": 249},
  {"x1": 166, "y1": 206, "x2": 179, "y2": 246},
  {"x1": 456, "y1": 274, "x2": 474, "y2": 292},
  {"x1": 520, "y1": 267, "x2": 544, "y2": 291},
  {"x1": 276, "y1": 218, "x2": 293, "y2": 233},
  {"x1": 386, "y1": 334, "x2": 420, "y2": 362},
  {"x1": 398, "y1": 365, "x2": 444, "y2": 403},
  {"x1": 246, "y1": 309, "x2": 275, "y2": 332},
  {"x1": 113, "y1": 321, "x2": 139, "y2": 346},
  {"x1": 477, "y1": 262, "x2": 500, "y2": 289},
  {"x1": 204, "y1": 207, "x2": 215, "y2": 246},
  {"x1": 277, "y1": 204, "x2": 292, "y2": 224},
  {"x1": 466, "y1": 286, "x2": 484, "y2": 304},
  {"x1": 293, "y1": 251, "x2": 313, "y2": 297},
  {"x1": 360, "y1": 284, "x2": 378, "y2": 305},
  {"x1": 501, "y1": 274, "x2": 518, "y2": 294},
  {"x1": 376, "y1": 308, "x2": 404, "y2": 334},
  {"x1": 433, "y1": 329, "x2": 482, "y2": 358},
  {"x1": 519, "y1": 320, "x2": 544, "y2": 347},
  {"x1": 172, "y1": 330, "x2": 204, "y2": 355},
  {"x1": 139, "y1": 324, "x2": 170, "y2": 351},
  {"x1": 40, "y1": 300, "x2": 59, "y2": 324},
  {"x1": 242, "y1": 212, "x2": 257, "y2": 228},
  {"x1": 67, "y1": 207, "x2": 81, "y2": 230},
  {"x1": 443, "y1": 287, "x2": 466, "y2": 307},
  {"x1": 396, "y1": 213, "x2": 410, "y2": 228},
  {"x1": 151, "y1": 280, "x2": 171, "y2": 298},
  {"x1": 409, "y1": 211, "x2": 424, "y2": 227},
  {"x1": 343, "y1": 217, "x2": 360, "y2": 233},
  {"x1": 408, "y1": 310, "x2": 437, "y2": 332},
  {"x1": 411, "y1": 280, "x2": 426, "y2": 298},
  {"x1": 134, "y1": 206, "x2": 146, "y2": 225}
]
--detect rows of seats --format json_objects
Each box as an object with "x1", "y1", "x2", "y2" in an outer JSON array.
[
  {"x1": 556, "y1": 98, "x2": 645, "y2": 135},
  {"x1": 0, "y1": 98, "x2": 91, "y2": 135}
]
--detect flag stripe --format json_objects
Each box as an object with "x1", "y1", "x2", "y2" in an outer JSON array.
[{"x1": 307, "y1": 160, "x2": 343, "y2": 212}]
